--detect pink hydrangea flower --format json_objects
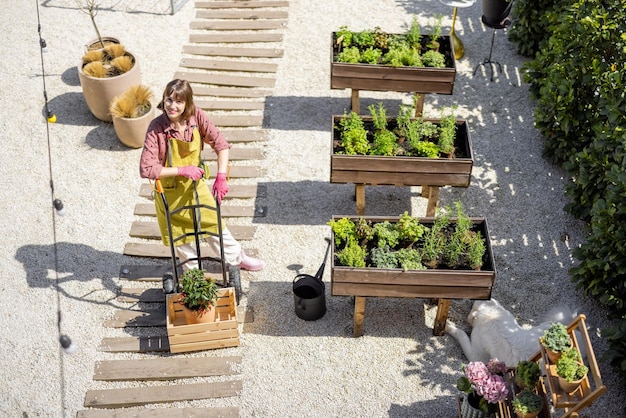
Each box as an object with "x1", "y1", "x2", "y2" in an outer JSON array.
[
  {"x1": 464, "y1": 361, "x2": 489, "y2": 385},
  {"x1": 476, "y1": 374, "x2": 509, "y2": 403}
]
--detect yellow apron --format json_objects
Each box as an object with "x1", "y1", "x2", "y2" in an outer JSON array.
[{"x1": 155, "y1": 127, "x2": 219, "y2": 246}]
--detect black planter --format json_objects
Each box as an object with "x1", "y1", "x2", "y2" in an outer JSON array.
[{"x1": 481, "y1": 0, "x2": 513, "y2": 27}]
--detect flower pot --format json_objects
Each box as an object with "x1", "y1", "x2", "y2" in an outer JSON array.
[
  {"x1": 112, "y1": 104, "x2": 155, "y2": 148},
  {"x1": 78, "y1": 51, "x2": 142, "y2": 122},
  {"x1": 557, "y1": 371, "x2": 586, "y2": 394},
  {"x1": 460, "y1": 394, "x2": 486, "y2": 418},
  {"x1": 481, "y1": 0, "x2": 513, "y2": 27},
  {"x1": 84, "y1": 36, "x2": 121, "y2": 52},
  {"x1": 180, "y1": 302, "x2": 217, "y2": 324},
  {"x1": 330, "y1": 116, "x2": 473, "y2": 187},
  {"x1": 515, "y1": 410, "x2": 540, "y2": 418}
]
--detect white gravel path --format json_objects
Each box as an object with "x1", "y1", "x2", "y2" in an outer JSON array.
[{"x1": 2, "y1": 0, "x2": 625, "y2": 417}]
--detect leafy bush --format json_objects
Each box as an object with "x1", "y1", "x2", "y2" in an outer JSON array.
[{"x1": 337, "y1": 111, "x2": 370, "y2": 155}]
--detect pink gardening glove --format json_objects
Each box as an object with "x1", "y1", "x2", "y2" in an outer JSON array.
[
  {"x1": 212, "y1": 172, "x2": 229, "y2": 204},
  {"x1": 178, "y1": 165, "x2": 204, "y2": 180}
]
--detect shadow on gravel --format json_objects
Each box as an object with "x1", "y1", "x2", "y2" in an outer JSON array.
[
  {"x1": 252, "y1": 180, "x2": 419, "y2": 225},
  {"x1": 15, "y1": 242, "x2": 127, "y2": 308}
]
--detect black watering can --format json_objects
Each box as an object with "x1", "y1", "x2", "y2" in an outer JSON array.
[{"x1": 292, "y1": 239, "x2": 331, "y2": 321}]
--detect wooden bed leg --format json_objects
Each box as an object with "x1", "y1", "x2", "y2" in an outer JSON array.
[
  {"x1": 353, "y1": 296, "x2": 366, "y2": 337},
  {"x1": 351, "y1": 89, "x2": 360, "y2": 115},
  {"x1": 355, "y1": 184, "x2": 366, "y2": 216},
  {"x1": 426, "y1": 186, "x2": 440, "y2": 216},
  {"x1": 413, "y1": 93, "x2": 425, "y2": 117},
  {"x1": 433, "y1": 298, "x2": 451, "y2": 336}
]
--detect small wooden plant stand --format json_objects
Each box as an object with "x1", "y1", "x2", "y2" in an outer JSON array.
[{"x1": 482, "y1": 314, "x2": 607, "y2": 418}]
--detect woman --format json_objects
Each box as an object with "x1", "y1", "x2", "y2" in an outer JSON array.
[{"x1": 139, "y1": 79, "x2": 264, "y2": 272}]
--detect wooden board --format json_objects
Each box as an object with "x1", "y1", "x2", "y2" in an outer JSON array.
[
  {"x1": 190, "y1": 20, "x2": 287, "y2": 30},
  {"x1": 117, "y1": 287, "x2": 165, "y2": 302},
  {"x1": 196, "y1": 9, "x2": 288, "y2": 19},
  {"x1": 175, "y1": 71, "x2": 275, "y2": 89},
  {"x1": 123, "y1": 241, "x2": 261, "y2": 258},
  {"x1": 129, "y1": 221, "x2": 257, "y2": 240},
  {"x1": 180, "y1": 57, "x2": 278, "y2": 73},
  {"x1": 139, "y1": 183, "x2": 265, "y2": 199},
  {"x1": 77, "y1": 407, "x2": 238, "y2": 418},
  {"x1": 119, "y1": 261, "x2": 257, "y2": 282},
  {"x1": 205, "y1": 114, "x2": 264, "y2": 127},
  {"x1": 192, "y1": 85, "x2": 272, "y2": 98},
  {"x1": 83, "y1": 381, "x2": 243, "y2": 408},
  {"x1": 219, "y1": 129, "x2": 270, "y2": 142},
  {"x1": 133, "y1": 203, "x2": 263, "y2": 217},
  {"x1": 93, "y1": 356, "x2": 241, "y2": 381},
  {"x1": 189, "y1": 33, "x2": 283, "y2": 44},
  {"x1": 182, "y1": 46, "x2": 283, "y2": 59},
  {"x1": 98, "y1": 336, "x2": 170, "y2": 353},
  {"x1": 203, "y1": 146, "x2": 265, "y2": 161},
  {"x1": 195, "y1": 1, "x2": 290, "y2": 9},
  {"x1": 103, "y1": 305, "x2": 252, "y2": 328},
  {"x1": 197, "y1": 99, "x2": 265, "y2": 111}
]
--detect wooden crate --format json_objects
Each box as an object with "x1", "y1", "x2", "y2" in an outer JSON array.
[
  {"x1": 166, "y1": 288, "x2": 240, "y2": 353},
  {"x1": 330, "y1": 117, "x2": 473, "y2": 187},
  {"x1": 330, "y1": 33, "x2": 456, "y2": 94}
]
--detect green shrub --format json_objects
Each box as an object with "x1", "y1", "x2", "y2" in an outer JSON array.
[
  {"x1": 336, "y1": 240, "x2": 367, "y2": 268},
  {"x1": 421, "y1": 50, "x2": 446, "y2": 68}
]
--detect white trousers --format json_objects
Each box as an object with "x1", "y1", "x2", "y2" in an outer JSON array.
[{"x1": 174, "y1": 227, "x2": 242, "y2": 270}]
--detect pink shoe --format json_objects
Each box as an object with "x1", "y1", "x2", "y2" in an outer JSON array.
[{"x1": 239, "y1": 249, "x2": 265, "y2": 271}]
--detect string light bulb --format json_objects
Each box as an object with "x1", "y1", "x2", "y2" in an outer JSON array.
[
  {"x1": 53, "y1": 199, "x2": 66, "y2": 216},
  {"x1": 40, "y1": 37, "x2": 48, "y2": 52},
  {"x1": 59, "y1": 335, "x2": 77, "y2": 354}
]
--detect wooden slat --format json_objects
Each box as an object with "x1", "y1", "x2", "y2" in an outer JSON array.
[
  {"x1": 202, "y1": 146, "x2": 265, "y2": 160},
  {"x1": 196, "y1": 9, "x2": 288, "y2": 19},
  {"x1": 134, "y1": 203, "x2": 262, "y2": 217},
  {"x1": 93, "y1": 356, "x2": 241, "y2": 381},
  {"x1": 175, "y1": 71, "x2": 275, "y2": 88},
  {"x1": 130, "y1": 221, "x2": 257, "y2": 240},
  {"x1": 196, "y1": 99, "x2": 265, "y2": 111},
  {"x1": 98, "y1": 336, "x2": 170, "y2": 352},
  {"x1": 117, "y1": 287, "x2": 164, "y2": 302},
  {"x1": 195, "y1": 1, "x2": 290, "y2": 9},
  {"x1": 103, "y1": 306, "x2": 253, "y2": 328},
  {"x1": 119, "y1": 261, "x2": 257, "y2": 282},
  {"x1": 190, "y1": 19, "x2": 287, "y2": 30},
  {"x1": 182, "y1": 45, "x2": 283, "y2": 59},
  {"x1": 208, "y1": 114, "x2": 264, "y2": 127},
  {"x1": 181, "y1": 57, "x2": 278, "y2": 73},
  {"x1": 220, "y1": 129, "x2": 269, "y2": 142},
  {"x1": 139, "y1": 183, "x2": 265, "y2": 198},
  {"x1": 77, "y1": 407, "x2": 239, "y2": 418},
  {"x1": 192, "y1": 85, "x2": 271, "y2": 98},
  {"x1": 83, "y1": 381, "x2": 242, "y2": 408},
  {"x1": 124, "y1": 240, "x2": 263, "y2": 258},
  {"x1": 144, "y1": 164, "x2": 265, "y2": 179},
  {"x1": 190, "y1": 33, "x2": 283, "y2": 44}
]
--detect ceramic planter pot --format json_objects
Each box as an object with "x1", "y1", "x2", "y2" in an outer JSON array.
[
  {"x1": 481, "y1": 0, "x2": 513, "y2": 27},
  {"x1": 330, "y1": 116, "x2": 473, "y2": 187},
  {"x1": 112, "y1": 104, "x2": 155, "y2": 148},
  {"x1": 78, "y1": 51, "x2": 142, "y2": 122}
]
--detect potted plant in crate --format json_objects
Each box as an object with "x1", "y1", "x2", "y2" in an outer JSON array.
[
  {"x1": 556, "y1": 347, "x2": 588, "y2": 393},
  {"x1": 540, "y1": 322, "x2": 572, "y2": 363},
  {"x1": 515, "y1": 360, "x2": 541, "y2": 390},
  {"x1": 177, "y1": 268, "x2": 220, "y2": 324},
  {"x1": 331, "y1": 16, "x2": 456, "y2": 94},
  {"x1": 511, "y1": 388, "x2": 544, "y2": 418},
  {"x1": 330, "y1": 99, "x2": 473, "y2": 188},
  {"x1": 457, "y1": 359, "x2": 509, "y2": 417},
  {"x1": 109, "y1": 84, "x2": 155, "y2": 148},
  {"x1": 76, "y1": 0, "x2": 142, "y2": 122}
]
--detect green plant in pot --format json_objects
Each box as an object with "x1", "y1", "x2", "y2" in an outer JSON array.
[
  {"x1": 556, "y1": 347, "x2": 588, "y2": 393},
  {"x1": 511, "y1": 388, "x2": 544, "y2": 418},
  {"x1": 178, "y1": 268, "x2": 220, "y2": 324},
  {"x1": 515, "y1": 360, "x2": 541, "y2": 390},
  {"x1": 109, "y1": 84, "x2": 155, "y2": 148},
  {"x1": 540, "y1": 322, "x2": 572, "y2": 363}
]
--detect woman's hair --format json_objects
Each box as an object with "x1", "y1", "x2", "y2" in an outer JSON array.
[{"x1": 158, "y1": 79, "x2": 196, "y2": 121}]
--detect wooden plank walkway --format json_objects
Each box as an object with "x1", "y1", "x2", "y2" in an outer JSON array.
[{"x1": 91, "y1": 0, "x2": 289, "y2": 414}]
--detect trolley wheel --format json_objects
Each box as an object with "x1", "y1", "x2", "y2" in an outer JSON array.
[
  {"x1": 162, "y1": 272, "x2": 176, "y2": 294},
  {"x1": 228, "y1": 265, "x2": 242, "y2": 305}
]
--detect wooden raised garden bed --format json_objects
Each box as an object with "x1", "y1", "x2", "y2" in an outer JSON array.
[
  {"x1": 330, "y1": 32, "x2": 456, "y2": 114},
  {"x1": 330, "y1": 215, "x2": 496, "y2": 337},
  {"x1": 330, "y1": 115, "x2": 473, "y2": 216},
  {"x1": 166, "y1": 288, "x2": 240, "y2": 353}
]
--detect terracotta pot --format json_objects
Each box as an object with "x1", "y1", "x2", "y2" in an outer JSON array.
[
  {"x1": 78, "y1": 51, "x2": 142, "y2": 122},
  {"x1": 557, "y1": 372, "x2": 586, "y2": 394},
  {"x1": 515, "y1": 410, "x2": 541, "y2": 418},
  {"x1": 181, "y1": 303, "x2": 216, "y2": 324},
  {"x1": 112, "y1": 104, "x2": 154, "y2": 148}
]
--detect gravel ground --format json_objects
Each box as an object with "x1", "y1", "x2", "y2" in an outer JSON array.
[{"x1": 2, "y1": 0, "x2": 625, "y2": 417}]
